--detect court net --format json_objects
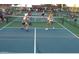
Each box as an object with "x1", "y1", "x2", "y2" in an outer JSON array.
[
  {"x1": 64, "y1": 16, "x2": 79, "y2": 28},
  {"x1": 55, "y1": 15, "x2": 79, "y2": 28},
  {"x1": 2, "y1": 15, "x2": 60, "y2": 28},
  {"x1": 4, "y1": 15, "x2": 55, "y2": 22}
]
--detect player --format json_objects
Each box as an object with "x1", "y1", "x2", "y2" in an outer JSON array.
[
  {"x1": 41, "y1": 10, "x2": 45, "y2": 16},
  {"x1": 22, "y1": 13, "x2": 29, "y2": 31},
  {"x1": 28, "y1": 11, "x2": 32, "y2": 26},
  {"x1": 0, "y1": 10, "x2": 4, "y2": 23},
  {"x1": 47, "y1": 12, "x2": 53, "y2": 26},
  {"x1": 28, "y1": 11, "x2": 32, "y2": 16},
  {"x1": 74, "y1": 18, "x2": 77, "y2": 23},
  {"x1": 36, "y1": 9, "x2": 38, "y2": 12}
]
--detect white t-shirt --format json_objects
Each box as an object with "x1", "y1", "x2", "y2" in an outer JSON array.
[{"x1": 22, "y1": 16, "x2": 29, "y2": 24}]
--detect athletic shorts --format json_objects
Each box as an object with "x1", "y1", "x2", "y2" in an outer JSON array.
[
  {"x1": 22, "y1": 22, "x2": 25, "y2": 25},
  {"x1": 42, "y1": 13, "x2": 44, "y2": 16},
  {"x1": 0, "y1": 16, "x2": 3, "y2": 19}
]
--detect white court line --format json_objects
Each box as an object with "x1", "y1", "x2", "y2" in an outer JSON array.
[
  {"x1": 0, "y1": 20, "x2": 15, "y2": 30},
  {"x1": 4, "y1": 27, "x2": 22, "y2": 28},
  {"x1": 57, "y1": 22, "x2": 79, "y2": 39},
  {"x1": 31, "y1": 27, "x2": 63, "y2": 30},
  {"x1": 2, "y1": 26, "x2": 64, "y2": 30},
  {"x1": 52, "y1": 28, "x2": 64, "y2": 30},
  {"x1": 4, "y1": 27, "x2": 34, "y2": 29},
  {"x1": 34, "y1": 28, "x2": 36, "y2": 53}
]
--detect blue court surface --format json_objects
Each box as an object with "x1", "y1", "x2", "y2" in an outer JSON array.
[
  {"x1": 0, "y1": 28, "x2": 79, "y2": 53},
  {"x1": 0, "y1": 28, "x2": 34, "y2": 53},
  {"x1": 36, "y1": 28, "x2": 79, "y2": 53}
]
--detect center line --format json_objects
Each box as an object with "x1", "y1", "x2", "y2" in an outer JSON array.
[{"x1": 34, "y1": 27, "x2": 36, "y2": 53}]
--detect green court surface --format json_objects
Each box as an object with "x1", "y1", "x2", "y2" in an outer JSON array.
[
  {"x1": 0, "y1": 13, "x2": 79, "y2": 37},
  {"x1": 0, "y1": 12, "x2": 79, "y2": 36},
  {"x1": 64, "y1": 17, "x2": 79, "y2": 37},
  {"x1": 0, "y1": 15, "x2": 62, "y2": 29},
  {"x1": 0, "y1": 17, "x2": 16, "y2": 28},
  {"x1": 55, "y1": 17, "x2": 79, "y2": 37},
  {"x1": 0, "y1": 12, "x2": 79, "y2": 53},
  {"x1": 6, "y1": 22, "x2": 62, "y2": 28}
]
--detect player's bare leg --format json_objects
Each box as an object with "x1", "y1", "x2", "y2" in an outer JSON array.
[
  {"x1": 47, "y1": 21, "x2": 52, "y2": 27},
  {"x1": 25, "y1": 23, "x2": 29, "y2": 31}
]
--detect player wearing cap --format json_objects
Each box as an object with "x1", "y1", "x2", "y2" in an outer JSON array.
[{"x1": 22, "y1": 13, "x2": 29, "y2": 31}]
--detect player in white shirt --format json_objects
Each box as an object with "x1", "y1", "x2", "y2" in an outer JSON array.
[{"x1": 22, "y1": 13, "x2": 29, "y2": 31}]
